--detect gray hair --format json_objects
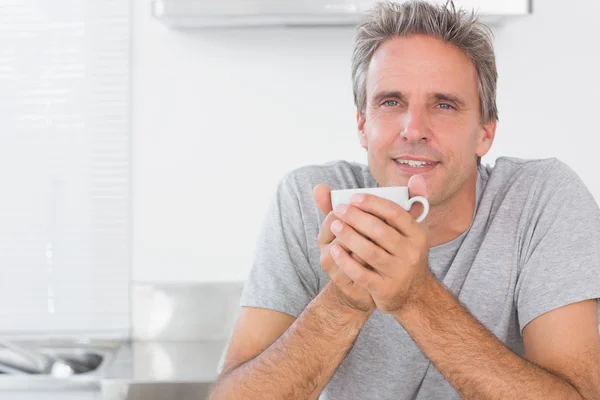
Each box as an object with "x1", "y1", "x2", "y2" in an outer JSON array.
[{"x1": 351, "y1": 0, "x2": 498, "y2": 124}]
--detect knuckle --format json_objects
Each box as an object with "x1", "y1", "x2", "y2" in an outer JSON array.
[
  {"x1": 352, "y1": 271, "x2": 365, "y2": 285},
  {"x1": 390, "y1": 207, "x2": 403, "y2": 220},
  {"x1": 373, "y1": 225, "x2": 387, "y2": 241},
  {"x1": 393, "y1": 238, "x2": 404, "y2": 252},
  {"x1": 355, "y1": 267, "x2": 367, "y2": 283},
  {"x1": 364, "y1": 246, "x2": 380, "y2": 264}
]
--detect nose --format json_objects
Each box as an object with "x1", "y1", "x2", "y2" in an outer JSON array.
[{"x1": 401, "y1": 107, "x2": 431, "y2": 143}]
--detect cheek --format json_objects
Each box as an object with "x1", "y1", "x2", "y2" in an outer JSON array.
[
  {"x1": 459, "y1": 128, "x2": 482, "y2": 159},
  {"x1": 432, "y1": 120, "x2": 479, "y2": 158},
  {"x1": 365, "y1": 111, "x2": 402, "y2": 147}
]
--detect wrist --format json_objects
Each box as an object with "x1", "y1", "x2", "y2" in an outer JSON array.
[
  {"x1": 318, "y1": 282, "x2": 371, "y2": 333},
  {"x1": 393, "y1": 271, "x2": 438, "y2": 321}
]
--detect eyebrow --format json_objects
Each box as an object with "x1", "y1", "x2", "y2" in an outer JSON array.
[
  {"x1": 433, "y1": 92, "x2": 467, "y2": 109},
  {"x1": 371, "y1": 90, "x2": 467, "y2": 109},
  {"x1": 371, "y1": 90, "x2": 407, "y2": 105}
]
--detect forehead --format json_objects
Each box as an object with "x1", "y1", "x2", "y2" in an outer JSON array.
[{"x1": 367, "y1": 34, "x2": 479, "y2": 99}]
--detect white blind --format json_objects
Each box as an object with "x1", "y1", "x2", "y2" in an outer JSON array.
[{"x1": 0, "y1": 0, "x2": 130, "y2": 336}]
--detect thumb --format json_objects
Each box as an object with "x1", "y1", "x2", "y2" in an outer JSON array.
[
  {"x1": 408, "y1": 174, "x2": 428, "y2": 198},
  {"x1": 313, "y1": 184, "x2": 332, "y2": 215},
  {"x1": 407, "y1": 175, "x2": 428, "y2": 220}
]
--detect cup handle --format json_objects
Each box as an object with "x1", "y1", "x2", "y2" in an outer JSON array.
[{"x1": 407, "y1": 196, "x2": 430, "y2": 223}]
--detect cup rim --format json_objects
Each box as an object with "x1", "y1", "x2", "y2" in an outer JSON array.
[{"x1": 330, "y1": 186, "x2": 409, "y2": 194}]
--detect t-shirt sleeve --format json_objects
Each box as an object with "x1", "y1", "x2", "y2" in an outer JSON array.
[
  {"x1": 239, "y1": 172, "x2": 319, "y2": 318},
  {"x1": 515, "y1": 160, "x2": 600, "y2": 333}
]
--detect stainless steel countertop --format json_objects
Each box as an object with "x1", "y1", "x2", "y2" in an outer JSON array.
[
  {"x1": 101, "y1": 339, "x2": 227, "y2": 400},
  {"x1": 0, "y1": 339, "x2": 228, "y2": 399},
  {"x1": 104, "y1": 340, "x2": 227, "y2": 381},
  {"x1": 0, "y1": 281, "x2": 240, "y2": 399},
  {"x1": 102, "y1": 381, "x2": 215, "y2": 400}
]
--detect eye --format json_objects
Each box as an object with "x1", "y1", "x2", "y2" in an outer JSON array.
[
  {"x1": 438, "y1": 103, "x2": 455, "y2": 110},
  {"x1": 383, "y1": 100, "x2": 399, "y2": 107}
]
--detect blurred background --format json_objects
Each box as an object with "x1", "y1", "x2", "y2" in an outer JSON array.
[{"x1": 0, "y1": 0, "x2": 598, "y2": 398}]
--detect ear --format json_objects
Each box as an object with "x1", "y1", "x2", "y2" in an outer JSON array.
[
  {"x1": 475, "y1": 119, "x2": 496, "y2": 158},
  {"x1": 357, "y1": 111, "x2": 368, "y2": 149}
]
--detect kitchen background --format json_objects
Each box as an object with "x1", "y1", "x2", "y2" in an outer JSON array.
[
  {"x1": 0, "y1": 0, "x2": 599, "y2": 397},
  {"x1": 134, "y1": 0, "x2": 600, "y2": 284}
]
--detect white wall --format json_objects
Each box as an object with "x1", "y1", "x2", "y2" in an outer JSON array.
[
  {"x1": 0, "y1": 0, "x2": 130, "y2": 336},
  {"x1": 132, "y1": 0, "x2": 600, "y2": 283}
]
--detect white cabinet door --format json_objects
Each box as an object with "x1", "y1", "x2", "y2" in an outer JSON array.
[
  {"x1": 357, "y1": 0, "x2": 530, "y2": 16},
  {"x1": 152, "y1": 0, "x2": 531, "y2": 28},
  {"x1": 451, "y1": 0, "x2": 530, "y2": 15}
]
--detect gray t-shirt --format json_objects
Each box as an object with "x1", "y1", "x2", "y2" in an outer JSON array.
[{"x1": 240, "y1": 157, "x2": 600, "y2": 399}]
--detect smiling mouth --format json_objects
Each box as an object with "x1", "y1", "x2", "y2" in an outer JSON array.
[{"x1": 393, "y1": 158, "x2": 439, "y2": 168}]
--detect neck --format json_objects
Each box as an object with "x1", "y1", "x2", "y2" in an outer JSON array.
[{"x1": 424, "y1": 169, "x2": 479, "y2": 248}]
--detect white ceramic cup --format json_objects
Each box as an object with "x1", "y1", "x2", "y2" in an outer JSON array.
[{"x1": 331, "y1": 186, "x2": 430, "y2": 223}]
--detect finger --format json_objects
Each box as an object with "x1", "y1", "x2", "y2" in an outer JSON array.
[
  {"x1": 408, "y1": 174, "x2": 428, "y2": 197},
  {"x1": 407, "y1": 175, "x2": 428, "y2": 221},
  {"x1": 318, "y1": 212, "x2": 378, "y2": 263},
  {"x1": 313, "y1": 184, "x2": 332, "y2": 215},
  {"x1": 350, "y1": 251, "x2": 370, "y2": 268},
  {"x1": 340, "y1": 240, "x2": 371, "y2": 268},
  {"x1": 325, "y1": 257, "x2": 356, "y2": 290},
  {"x1": 330, "y1": 244, "x2": 382, "y2": 293},
  {"x1": 349, "y1": 193, "x2": 419, "y2": 237},
  {"x1": 319, "y1": 239, "x2": 351, "y2": 272},
  {"x1": 319, "y1": 241, "x2": 358, "y2": 289},
  {"x1": 317, "y1": 211, "x2": 339, "y2": 245},
  {"x1": 331, "y1": 219, "x2": 391, "y2": 269},
  {"x1": 341, "y1": 240, "x2": 370, "y2": 267},
  {"x1": 332, "y1": 238, "x2": 369, "y2": 267},
  {"x1": 319, "y1": 239, "x2": 374, "y2": 283},
  {"x1": 333, "y1": 203, "x2": 403, "y2": 255}
]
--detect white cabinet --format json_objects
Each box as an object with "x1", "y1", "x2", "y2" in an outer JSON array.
[
  {"x1": 152, "y1": 0, "x2": 532, "y2": 28},
  {"x1": 450, "y1": 0, "x2": 530, "y2": 15},
  {"x1": 359, "y1": 0, "x2": 531, "y2": 15},
  {"x1": 358, "y1": 0, "x2": 531, "y2": 24}
]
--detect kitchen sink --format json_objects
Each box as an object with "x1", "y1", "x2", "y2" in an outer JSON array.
[
  {"x1": 39, "y1": 348, "x2": 104, "y2": 374},
  {"x1": 0, "y1": 347, "x2": 104, "y2": 375},
  {"x1": 0, "y1": 340, "x2": 121, "y2": 390}
]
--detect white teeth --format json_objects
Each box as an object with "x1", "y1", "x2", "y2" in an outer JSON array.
[{"x1": 395, "y1": 159, "x2": 435, "y2": 167}]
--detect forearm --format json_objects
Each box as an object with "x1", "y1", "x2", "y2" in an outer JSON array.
[
  {"x1": 395, "y1": 275, "x2": 582, "y2": 400},
  {"x1": 210, "y1": 282, "x2": 370, "y2": 400}
]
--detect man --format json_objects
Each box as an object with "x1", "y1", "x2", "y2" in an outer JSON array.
[{"x1": 210, "y1": 1, "x2": 600, "y2": 399}]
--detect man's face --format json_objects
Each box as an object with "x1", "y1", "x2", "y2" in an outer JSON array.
[{"x1": 358, "y1": 34, "x2": 496, "y2": 207}]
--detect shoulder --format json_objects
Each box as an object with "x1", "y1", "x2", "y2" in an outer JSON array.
[
  {"x1": 485, "y1": 157, "x2": 589, "y2": 199},
  {"x1": 484, "y1": 156, "x2": 564, "y2": 179},
  {"x1": 483, "y1": 157, "x2": 598, "y2": 233}
]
